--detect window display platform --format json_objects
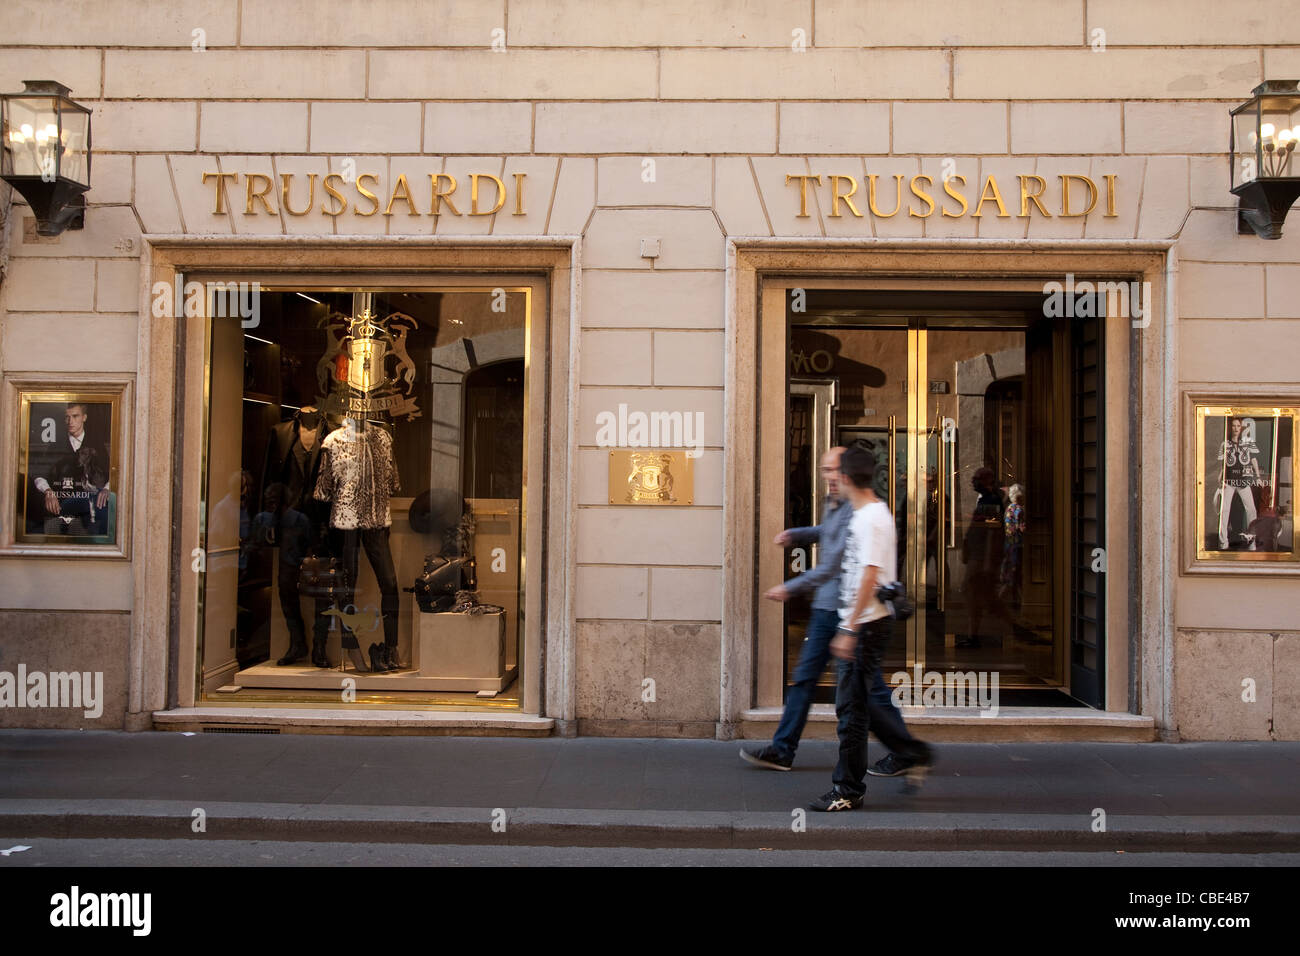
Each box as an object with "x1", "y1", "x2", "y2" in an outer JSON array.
[
  {"x1": 154, "y1": 706, "x2": 552, "y2": 735},
  {"x1": 232, "y1": 610, "x2": 515, "y2": 693},
  {"x1": 231, "y1": 660, "x2": 518, "y2": 694}
]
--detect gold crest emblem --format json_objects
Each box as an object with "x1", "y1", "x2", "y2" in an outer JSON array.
[
  {"x1": 608, "y1": 449, "x2": 694, "y2": 505},
  {"x1": 318, "y1": 307, "x2": 421, "y2": 421}
]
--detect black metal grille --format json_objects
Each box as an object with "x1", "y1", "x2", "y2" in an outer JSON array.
[
  {"x1": 1070, "y1": 314, "x2": 1105, "y2": 707},
  {"x1": 200, "y1": 726, "x2": 281, "y2": 734}
]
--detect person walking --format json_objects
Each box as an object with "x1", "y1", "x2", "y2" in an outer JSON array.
[
  {"x1": 809, "y1": 444, "x2": 930, "y2": 811},
  {"x1": 740, "y1": 445, "x2": 929, "y2": 780}
]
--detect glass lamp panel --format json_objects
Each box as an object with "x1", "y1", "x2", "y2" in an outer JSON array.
[
  {"x1": 1258, "y1": 96, "x2": 1300, "y2": 179},
  {"x1": 59, "y1": 107, "x2": 90, "y2": 185},
  {"x1": 1232, "y1": 105, "x2": 1262, "y2": 188},
  {"x1": 3, "y1": 96, "x2": 55, "y2": 178}
]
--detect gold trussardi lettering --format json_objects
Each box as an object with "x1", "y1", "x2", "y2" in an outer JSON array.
[
  {"x1": 244, "y1": 173, "x2": 276, "y2": 215},
  {"x1": 867, "y1": 173, "x2": 904, "y2": 217},
  {"x1": 941, "y1": 175, "x2": 969, "y2": 218},
  {"x1": 203, "y1": 171, "x2": 527, "y2": 218},
  {"x1": 384, "y1": 174, "x2": 419, "y2": 216},
  {"x1": 829, "y1": 175, "x2": 862, "y2": 217},
  {"x1": 1018, "y1": 175, "x2": 1050, "y2": 218},
  {"x1": 786, "y1": 174, "x2": 822, "y2": 218},
  {"x1": 354, "y1": 174, "x2": 380, "y2": 216},
  {"x1": 786, "y1": 172, "x2": 1117, "y2": 221},
  {"x1": 1059, "y1": 174, "x2": 1098, "y2": 217},
  {"x1": 202, "y1": 172, "x2": 238, "y2": 215},
  {"x1": 282, "y1": 173, "x2": 316, "y2": 216},
  {"x1": 908, "y1": 174, "x2": 935, "y2": 218},
  {"x1": 321, "y1": 174, "x2": 348, "y2": 216},
  {"x1": 470, "y1": 173, "x2": 506, "y2": 215}
]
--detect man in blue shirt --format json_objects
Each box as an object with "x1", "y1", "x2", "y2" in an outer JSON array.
[{"x1": 740, "y1": 446, "x2": 931, "y2": 779}]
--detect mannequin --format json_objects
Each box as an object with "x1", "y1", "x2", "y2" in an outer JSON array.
[
  {"x1": 259, "y1": 405, "x2": 335, "y2": 667},
  {"x1": 314, "y1": 415, "x2": 403, "y2": 672}
]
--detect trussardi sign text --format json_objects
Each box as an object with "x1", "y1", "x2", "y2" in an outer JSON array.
[
  {"x1": 785, "y1": 173, "x2": 1118, "y2": 220},
  {"x1": 201, "y1": 171, "x2": 527, "y2": 217}
]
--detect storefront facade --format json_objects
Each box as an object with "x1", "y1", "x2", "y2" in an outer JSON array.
[{"x1": 1, "y1": 1, "x2": 1297, "y2": 740}]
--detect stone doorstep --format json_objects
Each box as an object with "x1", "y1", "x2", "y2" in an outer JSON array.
[
  {"x1": 151, "y1": 707, "x2": 555, "y2": 736},
  {"x1": 149, "y1": 706, "x2": 1157, "y2": 740},
  {"x1": 741, "y1": 706, "x2": 1158, "y2": 743}
]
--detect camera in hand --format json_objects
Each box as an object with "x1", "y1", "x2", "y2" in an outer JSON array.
[{"x1": 875, "y1": 581, "x2": 915, "y2": 621}]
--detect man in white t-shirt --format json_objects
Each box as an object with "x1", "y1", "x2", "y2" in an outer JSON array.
[{"x1": 810, "y1": 443, "x2": 927, "y2": 811}]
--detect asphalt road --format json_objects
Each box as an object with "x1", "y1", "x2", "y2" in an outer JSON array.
[{"x1": 2, "y1": 838, "x2": 1297, "y2": 867}]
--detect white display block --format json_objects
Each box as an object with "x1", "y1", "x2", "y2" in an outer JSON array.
[{"x1": 417, "y1": 610, "x2": 508, "y2": 691}]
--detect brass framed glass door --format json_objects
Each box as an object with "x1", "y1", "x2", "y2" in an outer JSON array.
[
  {"x1": 785, "y1": 307, "x2": 1070, "y2": 694},
  {"x1": 784, "y1": 318, "x2": 912, "y2": 693},
  {"x1": 916, "y1": 317, "x2": 1061, "y2": 687}
]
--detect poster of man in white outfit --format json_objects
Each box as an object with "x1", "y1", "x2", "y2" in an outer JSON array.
[
  {"x1": 1201, "y1": 411, "x2": 1295, "y2": 556},
  {"x1": 1215, "y1": 416, "x2": 1262, "y2": 550}
]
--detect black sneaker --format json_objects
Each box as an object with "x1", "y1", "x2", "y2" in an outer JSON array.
[
  {"x1": 808, "y1": 787, "x2": 863, "y2": 812},
  {"x1": 739, "y1": 745, "x2": 793, "y2": 771},
  {"x1": 867, "y1": 753, "x2": 915, "y2": 777}
]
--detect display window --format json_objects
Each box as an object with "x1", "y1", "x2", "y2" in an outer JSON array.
[{"x1": 198, "y1": 287, "x2": 530, "y2": 707}]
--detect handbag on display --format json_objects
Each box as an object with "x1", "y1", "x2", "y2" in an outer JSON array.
[
  {"x1": 299, "y1": 554, "x2": 343, "y2": 600},
  {"x1": 406, "y1": 553, "x2": 476, "y2": 613}
]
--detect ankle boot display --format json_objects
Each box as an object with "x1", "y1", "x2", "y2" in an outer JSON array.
[
  {"x1": 310, "y1": 639, "x2": 331, "y2": 669},
  {"x1": 277, "y1": 641, "x2": 309, "y2": 666},
  {"x1": 382, "y1": 643, "x2": 402, "y2": 671},
  {"x1": 346, "y1": 646, "x2": 368, "y2": 672}
]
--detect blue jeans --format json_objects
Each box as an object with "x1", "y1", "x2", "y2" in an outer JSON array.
[{"x1": 773, "y1": 608, "x2": 917, "y2": 761}]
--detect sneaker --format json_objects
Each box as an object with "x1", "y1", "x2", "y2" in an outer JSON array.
[
  {"x1": 866, "y1": 753, "x2": 916, "y2": 777},
  {"x1": 903, "y1": 744, "x2": 935, "y2": 792},
  {"x1": 808, "y1": 787, "x2": 863, "y2": 812},
  {"x1": 739, "y1": 745, "x2": 793, "y2": 771}
]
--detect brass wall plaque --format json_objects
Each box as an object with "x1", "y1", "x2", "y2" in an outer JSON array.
[{"x1": 608, "y1": 449, "x2": 694, "y2": 505}]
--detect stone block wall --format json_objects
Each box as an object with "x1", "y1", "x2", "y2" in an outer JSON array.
[{"x1": 1, "y1": 0, "x2": 1298, "y2": 734}]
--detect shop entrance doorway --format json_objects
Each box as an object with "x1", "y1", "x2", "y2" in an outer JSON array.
[{"x1": 781, "y1": 291, "x2": 1105, "y2": 706}]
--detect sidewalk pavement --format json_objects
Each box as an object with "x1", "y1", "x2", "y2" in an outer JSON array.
[{"x1": 2, "y1": 731, "x2": 1298, "y2": 851}]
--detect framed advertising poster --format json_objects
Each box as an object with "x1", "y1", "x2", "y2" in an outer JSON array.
[
  {"x1": 1194, "y1": 404, "x2": 1298, "y2": 565},
  {"x1": 14, "y1": 388, "x2": 124, "y2": 548}
]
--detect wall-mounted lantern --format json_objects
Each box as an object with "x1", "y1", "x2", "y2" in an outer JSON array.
[
  {"x1": 1, "y1": 80, "x2": 91, "y2": 236},
  {"x1": 1230, "y1": 80, "x2": 1300, "y2": 239}
]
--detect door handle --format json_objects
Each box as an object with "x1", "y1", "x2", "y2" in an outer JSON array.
[
  {"x1": 935, "y1": 412, "x2": 945, "y2": 614},
  {"x1": 887, "y1": 414, "x2": 896, "y2": 516},
  {"x1": 947, "y1": 421, "x2": 957, "y2": 550}
]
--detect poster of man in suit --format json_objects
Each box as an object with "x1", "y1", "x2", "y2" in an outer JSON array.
[{"x1": 21, "y1": 398, "x2": 117, "y2": 544}]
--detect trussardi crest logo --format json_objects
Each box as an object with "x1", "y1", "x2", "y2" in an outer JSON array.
[
  {"x1": 319, "y1": 308, "x2": 421, "y2": 421},
  {"x1": 625, "y1": 452, "x2": 678, "y2": 504}
]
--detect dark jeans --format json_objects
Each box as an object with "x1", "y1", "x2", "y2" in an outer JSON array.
[
  {"x1": 832, "y1": 617, "x2": 924, "y2": 799},
  {"x1": 336, "y1": 527, "x2": 400, "y2": 650},
  {"x1": 773, "y1": 607, "x2": 915, "y2": 762},
  {"x1": 276, "y1": 558, "x2": 331, "y2": 649}
]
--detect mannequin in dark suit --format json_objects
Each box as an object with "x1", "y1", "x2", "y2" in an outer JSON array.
[{"x1": 260, "y1": 406, "x2": 335, "y2": 666}]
